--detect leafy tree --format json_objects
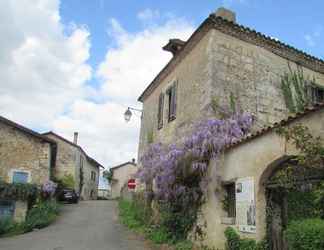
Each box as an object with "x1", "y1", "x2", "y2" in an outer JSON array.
[
  {"x1": 60, "y1": 174, "x2": 75, "y2": 189},
  {"x1": 103, "y1": 169, "x2": 113, "y2": 183}
]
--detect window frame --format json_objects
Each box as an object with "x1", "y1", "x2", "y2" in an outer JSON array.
[
  {"x1": 91, "y1": 171, "x2": 96, "y2": 181},
  {"x1": 224, "y1": 183, "x2": 236, "y2": 218},
  {"x1": 9, "y1": 169, "x2": 31, "y2": 184},
  {"x1": 157, "y1": 93, "x2": 164, "y2": 129},
  {"x1": 311, "y1": 86, "x2": 324, "y2": 104},
  {"x1": 166, "y1": 81, "x2": 178, "y2": 122}
]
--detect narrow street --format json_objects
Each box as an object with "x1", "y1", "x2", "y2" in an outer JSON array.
[{"x1": 0, "y1": 201, "x2": 149, "y2": 250}]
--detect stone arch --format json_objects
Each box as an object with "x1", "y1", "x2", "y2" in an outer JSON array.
[
  {"x1": 257, "y1": 155, "x2": 296, "y2": 250},
  {"x1": 258, "y1": 155, "x2": 295, "y2": 189}
]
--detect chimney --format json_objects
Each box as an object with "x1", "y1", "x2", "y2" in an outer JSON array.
[
  {"x1": 215, "y1": 7, "x2": 236, "y2": 23},
  {"x1": 73, "y1": 132, "x2": 78, "y2": 145},
  {"x1": 162, "y1": 39, "x2": 186, "y2": 56}
]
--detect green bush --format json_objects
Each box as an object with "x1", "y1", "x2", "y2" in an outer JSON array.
[
  {"x1": 0, "y1": 182, "x2": 38, "y2": 202},
  {"x1": 118, "y1": 199, "x2": 147, "y2": 231},
  {"x1": 24, "y1": 200, "x2": 60, "y2": 231},
  {"x1": 0, "y1": 217, "x2": 15, "y2": 235},
  {"x1": 174, "y1": 240, "x2": 193, "y2": 250},
  {"x1": 159, "y1": 200, "x2": 198, "y2": 242},
  {"x1": 59, "y1": 174, "x2": 75, "y2": 189},
  {"x1": 119, "y1": 198, "x2": 199, "y2": 248},
  {"x1": 0, "y1": 217, "x2": 25, "y2": 237},
  {"x1": 224, "y1": 227, "x2": 267, "y2": 250},
  {"x1": 146, "y1": 226, "x2": 171, "y2": 244},
  {"x1": 285, "y1": 219, "x2": 324, "y2": 250},
  {"x1": 225, "y1": 227, "x2": 241, "y2": 250}
]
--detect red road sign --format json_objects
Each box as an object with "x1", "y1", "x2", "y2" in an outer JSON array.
[{"x1": 128, "y1": 179, "x2": 136, "y2": 189}]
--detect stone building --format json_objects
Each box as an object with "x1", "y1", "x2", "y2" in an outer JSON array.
[
  {"x1": 43, "y1": 132, "x2": 102, "y2": 200},
  {"x1": 137, "y1": 7, "x2": 324, "y2": 249},
  {"x1": 0, "y1": 116, "x2": 56, "y2": 222},
  {"x1": 110, "y1": 160, "x2": 137, "y2": 199}
]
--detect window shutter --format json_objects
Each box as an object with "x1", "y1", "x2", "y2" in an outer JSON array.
[
  {"x1": 158, "y1": 93, "x2": 164, "y2": 129},
  {"x1": 170, "y1": 82, "x2": 177, "y2": 120}
]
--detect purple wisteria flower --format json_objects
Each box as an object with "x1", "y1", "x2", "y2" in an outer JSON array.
[
  {"x1": 136, "y1": 112, "x2": 253, "y2": 203},
  {"x1": 42, "y1": 180, "x2": 57, "y2": 195}
]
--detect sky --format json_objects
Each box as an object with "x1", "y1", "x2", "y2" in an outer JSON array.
[{"x1": 0, "y1": 0, "x2": 323, "y2": 172}]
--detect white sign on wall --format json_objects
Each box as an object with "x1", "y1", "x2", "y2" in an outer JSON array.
[{"x1": 236, "y1": 177, "x2": 256, "y2": 233}]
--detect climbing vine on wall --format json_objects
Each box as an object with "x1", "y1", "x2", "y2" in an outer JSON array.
[
  {"x1": 136, "y1": 110, "x2": 253, "y2": 240},
  {"x1": 280, "y1": 66, "x2": 315, "y2": 113},
  {"x1": 276, "y1": 124, "x2": 324, "y2": 170}
]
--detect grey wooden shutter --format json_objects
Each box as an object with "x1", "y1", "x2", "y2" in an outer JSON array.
[
  {"x1": 158, "y1": 93, "x2": 164, "y2": 129},
  {"x1": 170, "y1": 82, "x2": 177, "y2": 120}
]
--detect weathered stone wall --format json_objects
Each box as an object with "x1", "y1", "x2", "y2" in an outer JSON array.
[
  {"x1": 44, "y1": 134, "x2": 99, "y2": 200},
  {"x1": 0, "y1": 122, "x2": 51, "y2": 184},
  {"x1": 138, "y1": 31, "x2": 214, "y2": 159},
  {"x1": 208, "y1": 29, "x2": 324, "y2": 127},
  {"x1": 14, "y1": 201, "x2": 28, "y2": 223},
  {"x1": 81, "y1": 157, "x2": 99, "y2": 200},
  {"x1": 138, "y1": 23, "x2": 324, "y2": 249},
  {"x1": 138, "y1": 28, "x2": 324, "y2": 160},
  {"x1": 199, "y1": 109, "x2": 324, "y2": 249},
  {"x1": 111, "y1": 164, "x2": 137, "y2": 199},
  {"x1": 44, "y1": 134, "x2": 80, "y2": 191}
]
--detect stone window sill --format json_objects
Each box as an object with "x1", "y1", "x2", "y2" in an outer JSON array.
[{"x1": 221, "y1": 217, "x2": 236, "y2": 225}]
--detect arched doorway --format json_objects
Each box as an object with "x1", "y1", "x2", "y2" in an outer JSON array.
[{"x1": 261, "y1": 156, "x2": 324, "y2": 250}]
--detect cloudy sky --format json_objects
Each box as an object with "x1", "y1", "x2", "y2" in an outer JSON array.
[{"x1": 0, "y1": 0, "x2": 323, "y2": 169}]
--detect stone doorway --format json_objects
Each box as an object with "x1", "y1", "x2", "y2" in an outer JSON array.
[{"x1": 263, "y1": 158, "x2": 324, "y2": 250}]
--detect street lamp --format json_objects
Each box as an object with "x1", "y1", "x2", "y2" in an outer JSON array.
[{"x1": 124, "y1": 107, "x2": 142, "y2": 122}]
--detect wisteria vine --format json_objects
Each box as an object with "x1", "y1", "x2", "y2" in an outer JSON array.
[{"x1": 136, "y1": 112, "x2": 253, "y2": 204}]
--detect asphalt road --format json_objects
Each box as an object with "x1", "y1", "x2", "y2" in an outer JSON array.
[{"x1": 0, "y1": 200, "x2": 149, "y2": 250}]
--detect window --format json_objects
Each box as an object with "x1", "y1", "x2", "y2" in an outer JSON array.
[
  {"x1": 166, "y1": 82, "x2": 177, "y2": 122},
  {"x1": 80, "y1": 155, "x2": 84, "y2": 168},
  {"x1": 224, "y1": 183, "x2": 236, "y2": 218},
  {"x1": 311, "y1": 86, "x2": 324, "y2": 103},
  {"x1": 91, "y1": 171, "x2": 96, "y2": 181},
  {"x1": 157, "y1": 93, "x2": 164, "y2": 129},
  {"x1": 12, "y1": 171, "x2": 29, "y2": 184}
]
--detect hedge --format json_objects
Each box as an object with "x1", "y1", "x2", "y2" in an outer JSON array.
[
  {"x1": 285, "y1": 219, "x2": 324, "y2": 250},
  {"x1": 224, "y1": 227, "x2": 267, "y2": 250}
]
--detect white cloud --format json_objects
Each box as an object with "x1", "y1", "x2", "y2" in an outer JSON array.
[
  {"x1": 0, "y1": 2, "x2": 194, "y2": 169},
  {"x1": 97, "y1": 16, "x2": 194, "y2": 104},
  {"x1": 304, "y1": 27, "x2": 322, "y2": 47},
  {"x1": 0, "y1": 0, "x2": 92, "y2": 129},
  {"x1": 63, "y1": 11, "x2": 194, "y2": 167},
  {"x1": 137, "y1": 9, "x2": 160, "y2": 21},
  {"x1": 222, "y1": 0, "x2": 246, "y2": 7}
]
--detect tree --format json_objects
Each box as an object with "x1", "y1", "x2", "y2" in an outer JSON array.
[{"x1": 103, "y1": 169, "x2": 113, "y2": 183}]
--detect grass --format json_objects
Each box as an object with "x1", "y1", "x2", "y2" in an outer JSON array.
[
  {"x1": 118, "y1": 199, "x2": 194, "y2": 250},
  {"x1": 0, "y1": 200, "x2": 60, "y2": 237}
]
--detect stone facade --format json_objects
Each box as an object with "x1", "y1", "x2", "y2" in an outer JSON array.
[
  {"x1": 110, "y1": 161, "x2": 137, "y2": 199},
  {"x1": 13, "y1": 201, "x2": 28, "y2": 223},
  {"x1": 43, "y1": 132, "x2": 100, "y2": 200},
  {"x1": 0, "y1": 117, "x2": 53, "y2": 185},
  {"x1": 137, "y1": 7, "x2": 324, "y2": 249},
  {"x1": 0, "y1": 116, "x2": 55, "y2": 222},
  {"x1": 199, "y1": 107, "x2": 324, "y2": 249},
  {"x1": 138, "y1": 9, "x2": 324, "y2": 159}
]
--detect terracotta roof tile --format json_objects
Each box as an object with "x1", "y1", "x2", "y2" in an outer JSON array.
[{"x1": 226, "y1": 103, "x2": 324, "y2": 150}]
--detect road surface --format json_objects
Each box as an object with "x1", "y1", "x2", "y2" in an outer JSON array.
[{"x1": 0, "y1": 201, "x2": 149, "y2": 250}]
